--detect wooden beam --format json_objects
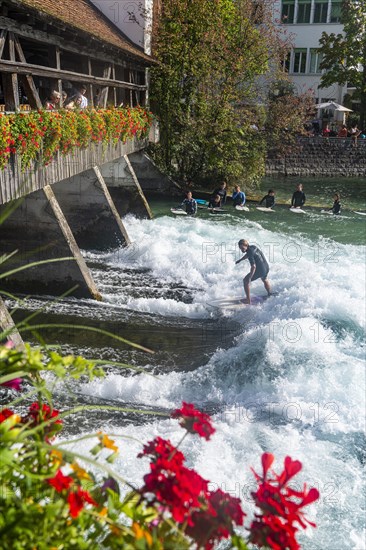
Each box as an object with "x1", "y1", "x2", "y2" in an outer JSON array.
[
  {"x1": 55, "y1": 46, "x2": 63, "y2": 106},
  {"x1": 0, "y1": 28, "x2": 7, "y2": 58},
  {"x1": 100, "y1": 65, "x2": 111, "y2": 109},
  {"x1": 112, "y1": 64, "x2": 117, "y2": 107},
  {"x1": 0, "y1": 59, "x2": 147, "y2": 91},
  {"x1": 0, "y1": 16, "x2": 151, "y2": 69},
  {"x1": 87, "y1": 57, "x2": 94, "y2": 108},
  {"x1": 6, "y1": 32, "x2": 19, "y2": 110},
  {"x1": 13, "y1": 33, "x2": 42, "y2": 109}
]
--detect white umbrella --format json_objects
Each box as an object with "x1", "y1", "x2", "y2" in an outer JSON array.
[{"x1": 314, "y1": 101, "x2": 353, "y2": 112}]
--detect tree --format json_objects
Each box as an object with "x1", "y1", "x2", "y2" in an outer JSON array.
[
  {"x1": 318, "y1": 0, "x2": 366, "y2": 128},
  {"x1": 149, "y1": 0, "x2": 290, "y2": 189}
]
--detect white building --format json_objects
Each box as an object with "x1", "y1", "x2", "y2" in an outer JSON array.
[{"x1": 274, "y1": 0, "x2": 347, "y2": 105}]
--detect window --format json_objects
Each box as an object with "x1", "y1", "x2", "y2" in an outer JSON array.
[
  {"x1": 293, "y1": 49, "x2": 307, "y2": 73},
  {"x1": 309, "y1": 49, "x2": 323, "y2": 73},
  {"x1": 330, "y1": 0, "x2": 342, "y2": 22},
  {"x1": 282, "y1": 0, "x2": 295, "y2": 23},
  {"x1": 297, "y1": 0, "x2": 311, "y2": 23},
  {"x1": 313, "y1": 0, "x2": 328, "y2": 23}
]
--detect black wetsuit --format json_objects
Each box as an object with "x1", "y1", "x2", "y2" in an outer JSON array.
[
  {"x1": 259, "y1": 194, "x2": 275, "y2": 208},
  {"x1": 181, "y1": 198, "x2": 197, "y2": 215},
  {"x1": 291, "y1": 190, "x2": 306, "y2": 207},
  {"x1": 246, "y1": 245, "x2": 269, "y2": 281},
  {"x1": 332, "y1": 200, "x2": 341, "y2": 215},
  {"x1": 208, "y1": 197, "x2": 222, "y2": 209},
  {"x1": 213, "y1": 188, "x2": 227, "y2": 206}
]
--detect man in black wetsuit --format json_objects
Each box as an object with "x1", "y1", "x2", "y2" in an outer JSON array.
[
  {"x1": 208, "y1": 194, "x2": 222, "y2": 209},
  {"x1": 212, "y1": 181, "x2": 227, "y2": 206},
  {"x1": 180, "y1": 191, "x2": 197, "y2": 215},
  {"x1": 259, "y1": 189, "x2": 275, "y2": 208},
  {"x1": 236, "y1": 239, "x2": 271, "y2": 304},
  {"x1": 291, "y1": 183, "x2": 306, "y2": 208},
  {"x1": 331, "y1": 193, "x2": 341, "y2": 215}
]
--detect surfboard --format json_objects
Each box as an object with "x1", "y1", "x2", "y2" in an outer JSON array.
[
  {"x1": 290, "y1": 207, "x2": 306, "y2": 214},
  {"x1": 206, "y1": 295, "x2": 269, "y2": 310},
  {"x1": 353, "y1": 211, "x2": 366, "y2": 216},
  {"x1": 209, "y1": 208, "x2": 227, "y2": 214},
  {"x1": 171, "y1": 208, "x2": 187, "y2": 216},
  {"x1": 256, "y1": 207, "x2": 275, "y2": 213},
  {"x1": 196, "y1": 199, "x2": 208, "y2": 205},
  {"x1": 320, "y1": 210, "x2": 333, "y2": 215},
  {"x1": 235, "y1": 205, "x2": 250, "y2": 212}
]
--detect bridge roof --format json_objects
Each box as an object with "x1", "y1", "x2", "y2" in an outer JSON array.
[{"x1": 12, "y1": 0, "x2": 153, "y2": 63}]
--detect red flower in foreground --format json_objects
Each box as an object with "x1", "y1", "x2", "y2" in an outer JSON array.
[
  {"x1": 0, "y1": 408, "x2": 15, "y2": 423},
  {"x1": 47, "y1": 470, "x2": 73, "y2": 493},
  {"x1": 67, "y1": 488, "x2": 98, "y2": 518},
  {"x1": 249, "y1": 454, "x2": 319, "y2": 550},
  {"x1": 171, "y1": 402, "x2": 215, "y2": 440},
  {"x1": 1, "y1": 377, "x2": 22, "y2": 391}
]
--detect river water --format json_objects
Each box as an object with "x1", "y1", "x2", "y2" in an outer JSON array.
[{"x1": 13, "y1": 176, "x2": 366, "y2": 549}]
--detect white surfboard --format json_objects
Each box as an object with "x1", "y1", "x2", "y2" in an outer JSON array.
[
  {"x1": 320, "y1": 209, "x2": 333, "y2": 215},
  {"x1": 256, "y1": 207, "x2": 275, "y2": 213},
  {"x1": 235, "y1": 205, "x2": 250, "y2": 212},
  {"x1": 290, "y1": 207, "x2": 306, "y2": 214},
  {"x1": 206, "y1": 295, "x2": 269, "y2": 310},
  {"x1": 209, "y1": 208, "x2": 227, "y2": 214},
  {"x1": 171, "y1": 208, "x2": 187, "y2": 216},
  {"x1": 353, "y1": 211, "x2": 366, "y2": 216}
]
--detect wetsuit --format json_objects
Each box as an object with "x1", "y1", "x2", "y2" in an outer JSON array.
[
  {"x1": 181, "y1": 198, "x2": 197, "y2": 215},
  {"x1": 259, "y1": 194, "x2": 275, "y2": 208},
  {"x1": 232, "y1": 190, "x2": 246, "y2": 206},
  {"x1": 213, "y1": 188, "x2": 227, "y2": 206},
  {"x1": 332, "y1": 200, "x2": 341, "y2": 215},
  {"x1": 291, "y1": 190, "x2": 306, "y2": 207},
  {"x1": 208, "y1": 197, "x2": 222, "y2": 209},
  {"x1": 246, "y1": 245, "x2": 269, "y2": 281}
]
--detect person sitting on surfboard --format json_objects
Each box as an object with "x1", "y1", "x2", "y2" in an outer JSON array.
[
  {"x1": 232, "y1": 185, "x2": 246, "y2": 207},
  {"x1": 212, "y1": 181, "x2": 227, "y2": 206},
  {"x1": 236, "y1": 239, "x2": 271, "y2": 305},
  {"x1": 180, "y1": 191, "x2": 197, "y2": 215},
  {"x1": 208, "y1": 194, "x2": 222, "y2": 209},
  {"x1": 291, "y1": 183, "x2": 306, "y2": 208},
  {"x1": 330, "y1": 193, "x2": 341, "y2": 215},
  {"x1": 259, "y1": 189, "x2": 275, "y2": 208}
]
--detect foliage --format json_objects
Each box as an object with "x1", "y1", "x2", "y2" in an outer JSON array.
[
  {"x1": 318, "y1": 0, "x2": 366, "y2": 128},
  {"x1": 0, "y1": 342, "x2": 320, "y2": 549},
  {"x1": 265, "y1": 80, "x2": 315, "y2": 156},
  {"x1": 0, "y1": 107, "x2": 153, "y2": 171},
  {"x1": 149, "y1": 0, "x2": 289, "y2": 189}
]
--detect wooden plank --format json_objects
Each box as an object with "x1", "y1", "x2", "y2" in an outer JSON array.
[
  {"x1": 87, "y1": 57, "x2": 94, "y2": 108},
  {"x1": 13, "y1": 34, "x2": 43, "y2": 109},
  {"x1": 0, "y1": 59, "x2": 147, "y2": 91},
  {"x1": 0, "y1": 296, "x2": 25, "y2": 350},
  {"x1": 0, "y1": 29, "x2": 7, "y2": 58}
]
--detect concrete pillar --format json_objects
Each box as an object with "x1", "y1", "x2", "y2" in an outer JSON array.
[
  {"x1": 100, "y1": 154, "x2": 154, "y2": 219},
  {"x1": 50, "y1": 166, "x2": 131, "y2": 250},
  {"x1": 0, "y1": 187, "x2": 101, "y2": 300}
]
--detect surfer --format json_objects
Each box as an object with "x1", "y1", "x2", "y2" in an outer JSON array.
[
  {"x1": 330, "y1": 193, "x2": 341, "y2": 215},
  {"x1": 259, "y1": 189, "x2": 275, "y2": 208},
  {"x1": 232, "y1": 185, "x2": 246, "y2": 207},
  {"x1": 208, "y1": 194, "x2": 222, "y2": 210},
  {"x1": 236, "y1": 239, "x2": 271, "y2": 305},
  {"x1": 212, "y1": 181, "x2": 227, "y2": 206},
  {"x1": 180, "y1": 191, "x2": 197, "y2": 215},
  {"x1": 291, "y1": 183, "x2": 306, "y2": 208}
]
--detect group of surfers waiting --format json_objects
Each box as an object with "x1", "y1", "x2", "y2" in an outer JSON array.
[{"x1": 179, "y1": 182, "x2": 341, "y2": 216}]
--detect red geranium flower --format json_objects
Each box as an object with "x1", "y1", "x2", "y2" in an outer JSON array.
[
  {"x1": 0, "y1": 408, "x2": 15, "y2": 423},
  {"x1": 47, "y1": 470, "x2": 73, "y2": 492},
  {"x1": 67, "y1": 487, "x2": 98, "y2": 518},
  {"x1": 171, "y1": 402, "x2": 215, "y2": 440}
]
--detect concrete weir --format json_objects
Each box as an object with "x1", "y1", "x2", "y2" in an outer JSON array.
[{"x1": 0, "y1": 152, "x2": 154, "y2": 306}]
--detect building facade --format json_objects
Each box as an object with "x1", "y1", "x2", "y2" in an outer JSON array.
[{"x1": 274, "y1": 0, "x2": 347, "y2": 104}]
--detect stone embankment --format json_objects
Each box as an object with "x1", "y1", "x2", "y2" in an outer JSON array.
[{"x1": 266, "y1": 137, "x2": 366, "y2": 177}]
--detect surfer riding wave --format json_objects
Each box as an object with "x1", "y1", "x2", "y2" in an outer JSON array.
[{"x1": 236, "y1": 239, "x2": 272, "y2": 305}]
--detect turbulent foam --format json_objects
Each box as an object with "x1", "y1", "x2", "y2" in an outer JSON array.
[{"x1": 76, "y1": 213, "x2": 365, "y2": 549}]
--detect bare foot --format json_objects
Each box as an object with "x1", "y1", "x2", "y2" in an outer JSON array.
[{"x1": 242, "y1": 298, "x2": 251, "y2": 305}]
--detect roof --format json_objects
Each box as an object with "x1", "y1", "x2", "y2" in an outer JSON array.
[{"x1": 13, "y1": 0, "x2": 153, "y2": 63}]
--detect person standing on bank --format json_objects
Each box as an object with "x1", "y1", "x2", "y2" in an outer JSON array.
[
  {"x1": 291, "y1": 183, "x2": 306, "y2": 209},
  {"x1": 236, "y1": 239, "x2": 271, "y2": 304}
]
